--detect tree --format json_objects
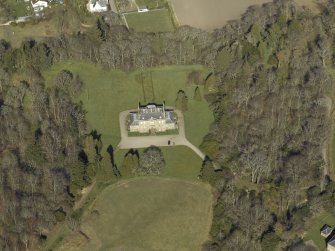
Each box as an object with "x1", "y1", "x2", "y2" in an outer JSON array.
[
  {"x1": 54, "y1": 70, "x2": 73, "y2": 91},
  {"x1": 137, "y1": 146, "x2": 165, "y2": 175},
  {"x1": 175, "y1": 90, "x2": 188, "y2": 112},
  {"x1": 193, "y1": 86, "x2": 202, "y2": 101},
  {"x1": 121, "y1": 149, "x2": 139, "y2": 177}
]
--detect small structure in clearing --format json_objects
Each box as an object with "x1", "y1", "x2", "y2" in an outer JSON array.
[
  {"x1": 88, "y1": 0, "x2": 109, "y2": 12},
  {"x1": 321, "y1": 224, "x2": 333, "y2": 238},
  {"x1": 137, "y1": 5, "x2": 149, "y2": 12},
  {"x1": 31, "y1": 0, "x2": 48, "y2": 12},
  {"x1": 320, "y1": 224, "x2": 335, "y2": 251},
  {"x1": 128, "y1": 103, "x2": 177, "y2": 133}
]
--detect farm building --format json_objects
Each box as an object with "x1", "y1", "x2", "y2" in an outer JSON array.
[
  {"x1": 137, "y1": 5, "x2": 149, "y2": 12},
  {"x1": 31, "y1": 0, "x2": 48, "y2": 12},
  {"x1": 88, "y1": 0, "x2": 109, "y2": 12},
  {"x1": 320, "y1": 224, "x2": 335, "y2": 251},
  {"x1": 128, "y1": 103, "x2": 177, "y2": 133},
  {"x1": 321, "y1": 225, "x2": 334, "y2": 238}
]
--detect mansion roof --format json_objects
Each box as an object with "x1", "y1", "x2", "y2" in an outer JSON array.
[{"x1": 129, "y1": 103, "x2": 175, "y2": 126}]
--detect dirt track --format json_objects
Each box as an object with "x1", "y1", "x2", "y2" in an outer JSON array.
[{"x1": 169, "y1": 0, "x2": 317, "y2": 30}]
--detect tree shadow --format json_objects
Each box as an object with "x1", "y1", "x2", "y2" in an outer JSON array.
[
  {"x1": 106, "y1": 145, "x2": 121, "y2": 177},
  {"x1": 78, "y1": 150, "x2": 88, "y2": 165},
  {"x1": 91, "y1": 130, "x2": 101, "y2": 141},
  {"x1": 125, "y1": 148, "x2": 139, "y2": 158},
  {"x1": 106, "y1": 145, "x2": 115, "y2": 166}
]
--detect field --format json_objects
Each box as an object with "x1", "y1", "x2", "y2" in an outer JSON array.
[
  {"x1": 169, "y1": 0, "x2": 318, "y2": 31},
  {"x1": 0, "y1": 21, "x2": 57, "y2": 47},
  {"x1": 304, "y1": 212, "x2": 335, "y2": 250},
  {"x1": 43, "y1": 61, "x2": 213, "y2": 148},
  {"x1": 52, "y1": 177, "x2": 213, "y2": 251},
  {"x1": 124, "y1": 9, "x2": 175, "y2": 33}
]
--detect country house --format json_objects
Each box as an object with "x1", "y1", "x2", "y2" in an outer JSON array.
[{"x1": 128, "y1": 103, "x2": 177, "y2": 133}]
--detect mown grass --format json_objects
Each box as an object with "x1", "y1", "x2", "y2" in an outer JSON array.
[
  {"x1": 304, "y1": 212, "x2": 335, "y2": 250},
  {"x1": 125, "y1": 9, "x2": 175, "y2": 32},
  {"x1": 0, "y1": 21, "x2": 56, "y2": 47},
  {"x1": 61, "y1": 177, "x2": 213, "y2": 251},
  {"x1": 43, "y1": 61, "x2": 213, "y2": 148}
]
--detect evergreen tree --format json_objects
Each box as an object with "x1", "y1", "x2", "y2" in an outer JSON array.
[
  {"x1": 193, "y1": 86, "x2": 202, "y2": 101},
  {"x1": 175, "y1": 90, "x2": 188, "y2": 112},
  {"x1": 122, "y1": 150, "x2": 139, "y2": 177}
]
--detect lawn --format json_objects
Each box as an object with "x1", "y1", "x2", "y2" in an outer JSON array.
[
  {"x1": 124, "y1": 9, "x2": 175, "y2": 33},
  {"x1": 43, "y1": 61, "x2": 213, "y2": 149},
  {"x1": 0, "y1": 21, "x2": 57, "y2": 48},
  {"x1": 304, "y1": 212, "x2": 335, "y2": 250},
  {"x1": 54, "y1": 177, "x2": 213, "y2": 251}
]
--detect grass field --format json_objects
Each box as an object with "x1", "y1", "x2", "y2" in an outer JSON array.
[
  {"x1": 305, "y1": 212, "x2": 335, "y2": 250},
  {"x1": 43, "y1": 61, "x2": 213, "y2": 148},
  {"x1": 53, "y1": 177, "x2": 213, "y2": 251},
  {"x1": 125, "y1": 9, "x2": 175, "y2": 33},
  {"x1": 0, "y1": 21, "x2": 57, "y2": 47}
]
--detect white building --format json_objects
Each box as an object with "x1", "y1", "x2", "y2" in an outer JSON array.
[
  {"x1": 31, "y1": 0, "x2": 48, "y2": 12},
  {"x1": 137, "y1": 5, "x2": 149, "y2": 12},
  {"x1": 88, "y1": 0, "x2": 109, "y2": 12},
  {"x1": 129, "y1": 103, "x2": 177, "y2": 133}
]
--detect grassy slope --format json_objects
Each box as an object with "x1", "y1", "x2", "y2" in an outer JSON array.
[
  {"x1": 68, "y1": 177, "x2": 213, "y2": 251},
  {"x1": 43, "y1": 61, "x2": 213, "y2": 148},
  {"x1": 125, "y1": 9, "x2": 174, "y2": 33},
  {"x1": 305, "y1": 212, "x2": 335, "y2": 250}
]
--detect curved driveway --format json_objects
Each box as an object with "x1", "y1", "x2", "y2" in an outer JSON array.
[{"x1": 117, "y1": 107, "x2": 205, "y2": 160}]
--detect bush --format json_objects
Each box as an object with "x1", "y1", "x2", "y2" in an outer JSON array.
[
  {"x1": 54, "y1": 208, "x2": 66, "y2": 222},
  {"x1": 261, "y1": 232, "x2": 280, "y2": 251},
  {"x1": 137, "y1": 146, "x2": 165, "y2": 175}
]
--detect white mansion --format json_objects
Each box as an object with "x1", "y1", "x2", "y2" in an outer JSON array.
[{"x1": 128, "y1": 103, "x2": 177, "y2": 133}]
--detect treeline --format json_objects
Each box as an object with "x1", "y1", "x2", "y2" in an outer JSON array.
[
  {"x1": 45, "y1": 19, "x2": 211, "y2": 70},
  {"x1": 200, "y1": 0, "x2": 335, "y2": 250},
  {"x1": 0, "y1": 40, "x2": 99, "y2": 250}
]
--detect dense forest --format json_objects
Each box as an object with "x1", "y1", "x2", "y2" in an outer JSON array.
[
  {"x1": 201, "y1": 1, "x2": 335, "y2": 250},
  {"x1": 1, "y1": 0, "x2": 335, "y2": 250}
]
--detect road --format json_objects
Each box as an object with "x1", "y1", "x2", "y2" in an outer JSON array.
[
  {"x1": 0, "y1": 21, "x2": 13, "y2": 26},
  {"x1": 117, "y1": 108, "x2": 206, "y2": 160}
]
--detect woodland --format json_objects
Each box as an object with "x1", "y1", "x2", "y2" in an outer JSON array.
[{"x1": 1, "y1": 0, "x2": 335, "y2": 250}]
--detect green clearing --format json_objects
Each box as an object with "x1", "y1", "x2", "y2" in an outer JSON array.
[
  {"x1": 54, "y1": 177, "x2": 213, "y2": 251},
  {"x1": 0, "y1": 21, "x2": 56, "y2": 48},
  {"x1": 43, "y1": 61, "x2": 213, "y2": 148},
  {"x1": 125, "y1": 9, "x2": 175, "y2": 33},
  {"x1": 42, "y1": 62, "x2": 213, "y2": 250},
  {"x1": 304, "y1": 212, "x2": 335, "y2": 250}
]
